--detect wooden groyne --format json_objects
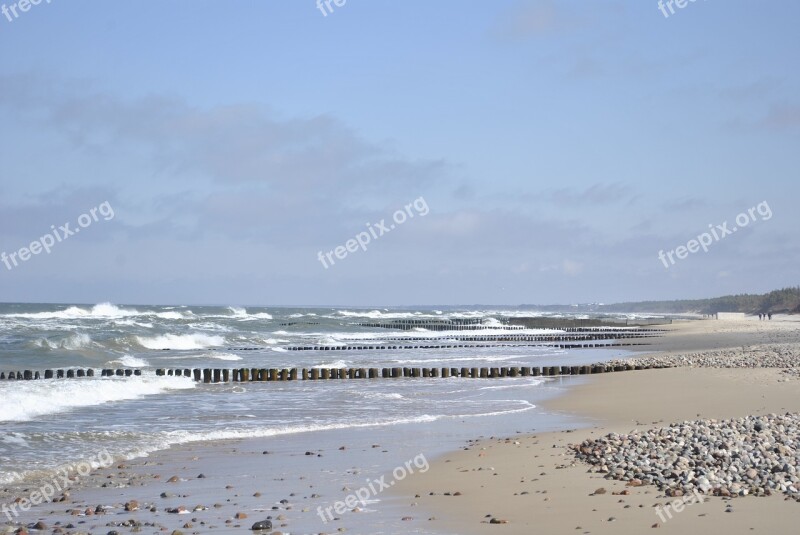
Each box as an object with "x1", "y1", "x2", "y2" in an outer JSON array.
[
  {"x1": 279, "y1": 341, "x2": 651, "y2": 352},
  {"x1": 0, "y1": 369, "x2": 140, "y2": 380},
  {"x1": 508, "y1": 318, "x2": 673, "y2": 329},
  {"x1": 156, "y1": 363, "x2": 667, "y2": 383},
  {"x1": 1, "y1": 363, "x2": 668, "y2": 383},
  {"x1": 210, "y1": 329, "x2": 664, "y2": 353}
]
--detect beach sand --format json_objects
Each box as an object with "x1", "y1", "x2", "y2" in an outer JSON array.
[
  {"x1": 4, "y1": 316, "x2": 800, "y2": 534},
  {"x1": 393, "y1": 317, "x2": 800, "y2": 534}
]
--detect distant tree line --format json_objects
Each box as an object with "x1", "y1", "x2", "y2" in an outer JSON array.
[{"x1": 596, "y1": 287, "x2": 800, "y2": 315}]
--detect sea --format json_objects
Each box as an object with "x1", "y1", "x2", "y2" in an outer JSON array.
[{"x1": 0, "y1": 302, "x2": 648, "y2": 531}]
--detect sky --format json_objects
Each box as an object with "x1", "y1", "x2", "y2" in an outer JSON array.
[{"x1": 0, "y1": 0, "x2": 798, "y2": 306}]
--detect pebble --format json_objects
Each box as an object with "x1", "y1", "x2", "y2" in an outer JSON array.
[
  {"x1": 572, "y1": 413, "x2": 800, "y2": 500},
  {"x1": 606, "y1": 343, "x2": 800, "y2": 371}
]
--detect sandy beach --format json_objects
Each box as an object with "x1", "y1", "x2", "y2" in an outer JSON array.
[
  {"x1": 393, "y1": 316, "x2": 800, "y2": 534},
  {"x1": 3, "y1": 316, "x2": 800, "y2": 535}
]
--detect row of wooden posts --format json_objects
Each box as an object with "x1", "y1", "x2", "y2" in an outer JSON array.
[
  {"x1": 1, "y1": 363, "x2": 668, "y2": 383},
  {"x1": 155, "y1": 362, "x2": 666, "y2": 383},
  {"x1": 0, "y1": 369, "x2": 141, "y2": 380},
  {"x1": 278, "y1": 342, "x2": 651, "y2": 352}
]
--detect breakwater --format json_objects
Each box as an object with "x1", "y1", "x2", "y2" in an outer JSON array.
[{"x1": 1, "y1": 361, "x2": 668, "y2": 384}]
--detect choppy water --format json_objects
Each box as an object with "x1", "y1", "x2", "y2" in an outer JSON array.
[{"x1": 0, "y1": 303, "x2": 640, "y2": 489}]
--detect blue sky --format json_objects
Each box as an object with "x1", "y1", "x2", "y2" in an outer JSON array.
[{"x1": 0, "y1": 0, "x2": 798, "y2": 306}]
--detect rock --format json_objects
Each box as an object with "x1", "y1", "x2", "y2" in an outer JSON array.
[
  {"x1": 124, "y1": 500, "x2": 139, "y2": 511},
  {"x1": 166, "y1": 506, "x2": 188, "y2": 514},
  {"x1": 250, "y1": 520, "x2": 272, "y2": 531},
  {"x1": 167, "y1": 476, "x2": 180, "y2": 483},
  {"x1": 571, "y1": 412, "x2": 800, "y2": 501},
  {"x1": 235, "y1": 512, "x2": 248, "y2": 519}
]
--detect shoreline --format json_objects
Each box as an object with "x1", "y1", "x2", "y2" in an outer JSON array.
[
  {"x1": 392, "y1": 317, "x2": 800, "y2": 534},
  {"x1": 3, "y1": 317, "x2": 799, "y2": 533}
]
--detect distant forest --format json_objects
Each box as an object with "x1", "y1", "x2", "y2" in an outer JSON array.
[
  {"x1": 523, "y1": 287, "x2": 800, "y2": 315},
  {"x1": 599, "y1": 287, "x2": 800, "y2": 314}
]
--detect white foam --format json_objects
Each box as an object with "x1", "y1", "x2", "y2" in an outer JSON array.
[
  {"x1": 136, "y1": 333, "x2": 225, "y2": 350},
  {"x1": 337, "y1": 309, "x2": 426, "y2": 319},
  {"x1": 154, "y1": 311, "x2": 190, "y2": 320},
  {"x1": 209, "y1": 352, "x2": 243, "y2": 361},
  {"x1": 111, "y1": 355, "x2": 150, "y2": 368},
  {"x1": 312, "y1": 360, "x2": 348, "y2": 369},
  {"x1": 0, "y1": 376, "x2": 196, "y2": 423},
  {"x1": 7, "y1": 303, "x2": 138, "y2": 320},
  {"x1": 217, "y1": 307, "x2": 272, "y2": 321},
  {"x1": 154, "y1": 414, "x2": 441, "y2": 448},
  {"x1": 4, "y1": 303, "x2": 196, "y2": 322},
  {"x1": 35, "y1": 332, "x2": 94, "y2": 351},
  {"x1": 366, "y1": 392, "x2": 404, "y2": 400}
]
